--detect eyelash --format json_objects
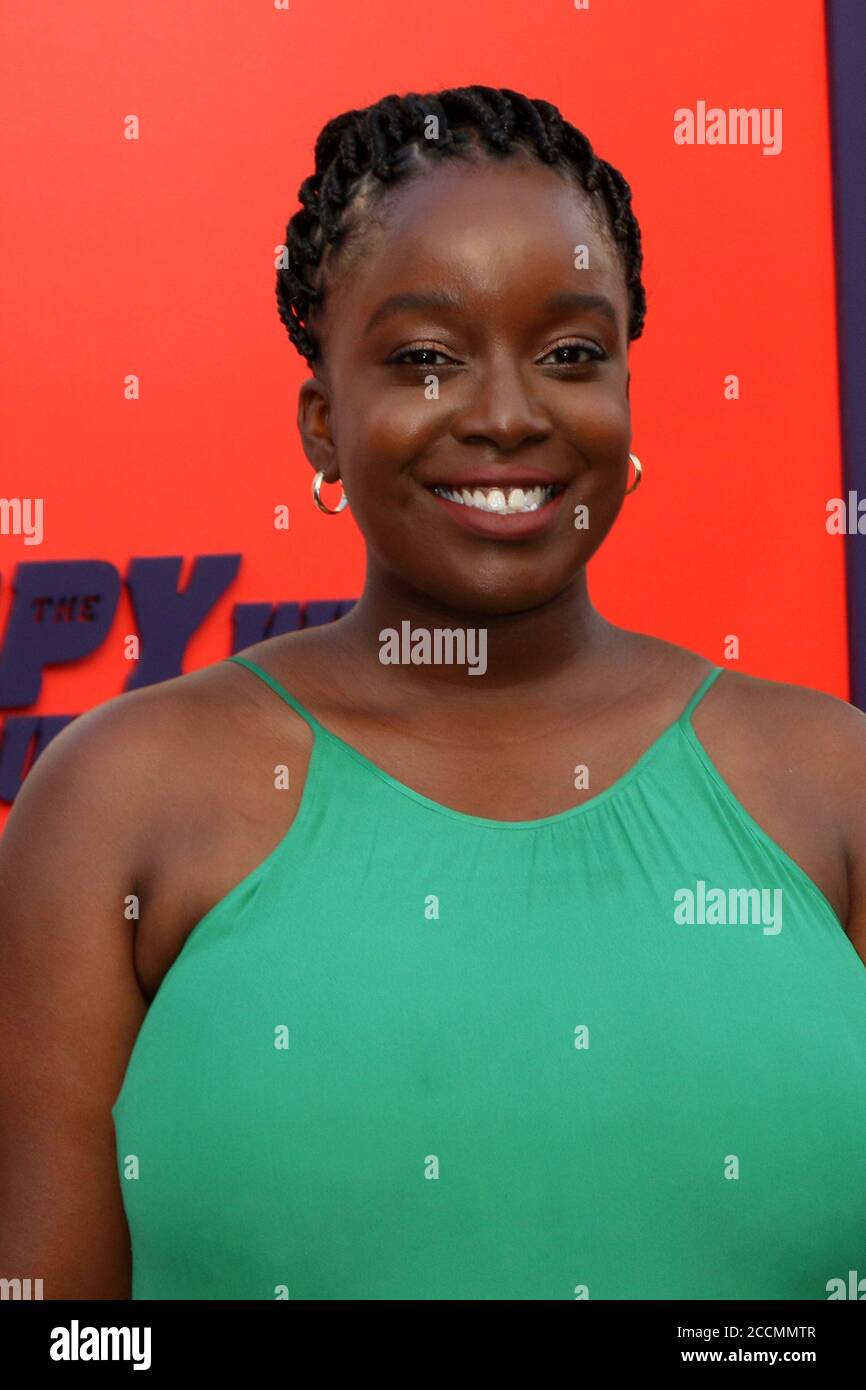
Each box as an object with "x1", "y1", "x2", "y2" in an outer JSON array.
[{"x1": 387, "y1": 340, "x2": 607, "y2": 368}]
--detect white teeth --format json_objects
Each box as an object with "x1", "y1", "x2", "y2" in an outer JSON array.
[{"x1": 433, "y1": 484, "x2": 557, "y2": 513}]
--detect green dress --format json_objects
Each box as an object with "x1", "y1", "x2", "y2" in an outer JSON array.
[{"x1": 112, "y1": 657, "x2": 866, "y2": 1299}]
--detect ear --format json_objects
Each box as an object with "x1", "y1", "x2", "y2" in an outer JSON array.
[{"x1": 297, "y1": 378, "x2": 339, "y2": 482}]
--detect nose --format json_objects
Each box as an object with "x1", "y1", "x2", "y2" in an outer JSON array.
[{"x1": 451, "y1": 350, "x2": 552, "y2": 452}]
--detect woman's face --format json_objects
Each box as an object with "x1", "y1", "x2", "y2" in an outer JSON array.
[{"x1": 298, "y1": 154, "x2": 633, "y2": 615}]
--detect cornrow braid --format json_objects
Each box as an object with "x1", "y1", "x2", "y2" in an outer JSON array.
[{"x1": 276, "y1": 85, "x2": 646, "y2": 369}]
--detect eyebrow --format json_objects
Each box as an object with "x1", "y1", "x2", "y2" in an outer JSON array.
[
  {"x1": 363, "y1": 290, "x2": 466, "y2": 338},
  {"x1": 538, "y1": 291, "x2": 619, "y2": 328},
  {"x1": 362, "y1": 288, "x2": 619, "y2": 337}
]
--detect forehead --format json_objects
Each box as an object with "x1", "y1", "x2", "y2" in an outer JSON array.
[{"x1": 317, "y1": 155, "x2": 627, "y2": 338}]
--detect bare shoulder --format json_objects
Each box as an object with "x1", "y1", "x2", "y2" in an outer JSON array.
[
  {"x1": 744, "y1": 674, "x2": 866, "y2": 916},
  {"x1": 4, "y1": 653, "x2": 296, "y2": 905},
  {"x1": 229, "y1": 625, "x2": 355, "y2": 718},
  {"x1": 29, "y1": 640, "x2": 320, "y2": 787},
  {"x1": 18, "y1": 663, "x2": 238, "y2": 839},
  {"x1": 695, "y1": 663, "x2": 866, "y2": 817},
  {"x1": 638, "y1": 630, "x2": 866, "y2": 796},
  {"x1": 4, "y1": 646, "x2": 325, "y2": 1009},
  {"x1": 687, "y1": 660, "x2": 866, "y2": 956},
  {"x1": 7, "y1": 672, "x2": 192, "y2": 870}
]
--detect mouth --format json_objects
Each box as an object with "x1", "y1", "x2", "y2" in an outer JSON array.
[
  {"x1": 421, "y1": 477, "x2": 570, "y2": 541},
  {"x1": 425, "y1": 481, "x2": 566, "y2": 515}
]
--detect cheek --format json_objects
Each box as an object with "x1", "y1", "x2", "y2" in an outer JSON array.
[
  {"x1": 340, "y1": 391, "x2": 442, "y2": 499},
  {"x1": 561, "y1": 384, "x2": 631, "y2": 454},
  {"x1": 368, "y1": 391, "x2": 440, "y2": 449}
]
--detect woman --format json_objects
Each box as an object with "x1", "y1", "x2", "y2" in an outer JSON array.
[{"x1": 2, "y1": 86, "x2": 865, "y2": 1301}]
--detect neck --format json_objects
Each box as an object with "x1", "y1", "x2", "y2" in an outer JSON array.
[{"x1": 328, "y1": 566, "x2": 622, "y2": 704}]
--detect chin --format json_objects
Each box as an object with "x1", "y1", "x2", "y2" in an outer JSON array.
[{"x1": 411, "y1": 566, "x2": 579, "y2": 617}]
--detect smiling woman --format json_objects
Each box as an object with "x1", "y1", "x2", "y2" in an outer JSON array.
[
  {"x1": 284, "y1": 92, "x2": 641, "y2": 610},
  {"x1": 3, "y1": 84, "x2": 866, "y2": 1305}
]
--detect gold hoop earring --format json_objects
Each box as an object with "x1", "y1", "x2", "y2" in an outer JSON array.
[
  {"x1": 626, "y1": 453, "x2": 642, "y2": 495},
  {"x1": 312, "y1": 470, "x2": 348, "y2": 514}
]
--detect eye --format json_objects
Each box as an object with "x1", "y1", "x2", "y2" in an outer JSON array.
[
  {"x1": 539, "y1": 340, "x2": 607, "y2": 367},
  {"x1": 387, "y1": 343, "x2": 459, "y2": 368}
]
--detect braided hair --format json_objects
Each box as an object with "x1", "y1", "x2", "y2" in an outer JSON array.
[{"x1": 276, "y1": 85, "x2": 646, "y2": 370}]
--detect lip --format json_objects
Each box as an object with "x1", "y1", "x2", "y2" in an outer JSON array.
[
  {"x1": 422, "y1": 467, "x2": 564, "y2": 490},
  {"x1": 422, "y1": 479, "x2": 569, "y2": 540}
]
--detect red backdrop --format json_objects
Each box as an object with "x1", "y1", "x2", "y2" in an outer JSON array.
[{"x1": 0, "y1": 0, "x2": 846, "y2": 830}]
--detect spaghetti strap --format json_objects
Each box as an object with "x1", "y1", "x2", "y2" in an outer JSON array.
[
  {"x1": 227, "y1": 654, "x2": 323, "y2": 734},
  {"x1": 678, "y1": 663, "x2": 724, "y2": 726}
]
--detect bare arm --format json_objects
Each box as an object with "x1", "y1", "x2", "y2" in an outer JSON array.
[
  {"x1": 829, "y1": 698, "x2": 866, "y2": 968},
  {"x1": 0, "y1": 699, "x2": 150, "y2": 1299},
  {"x1": 844, "y1": 789, "x2": 866, "y2": 970}
]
